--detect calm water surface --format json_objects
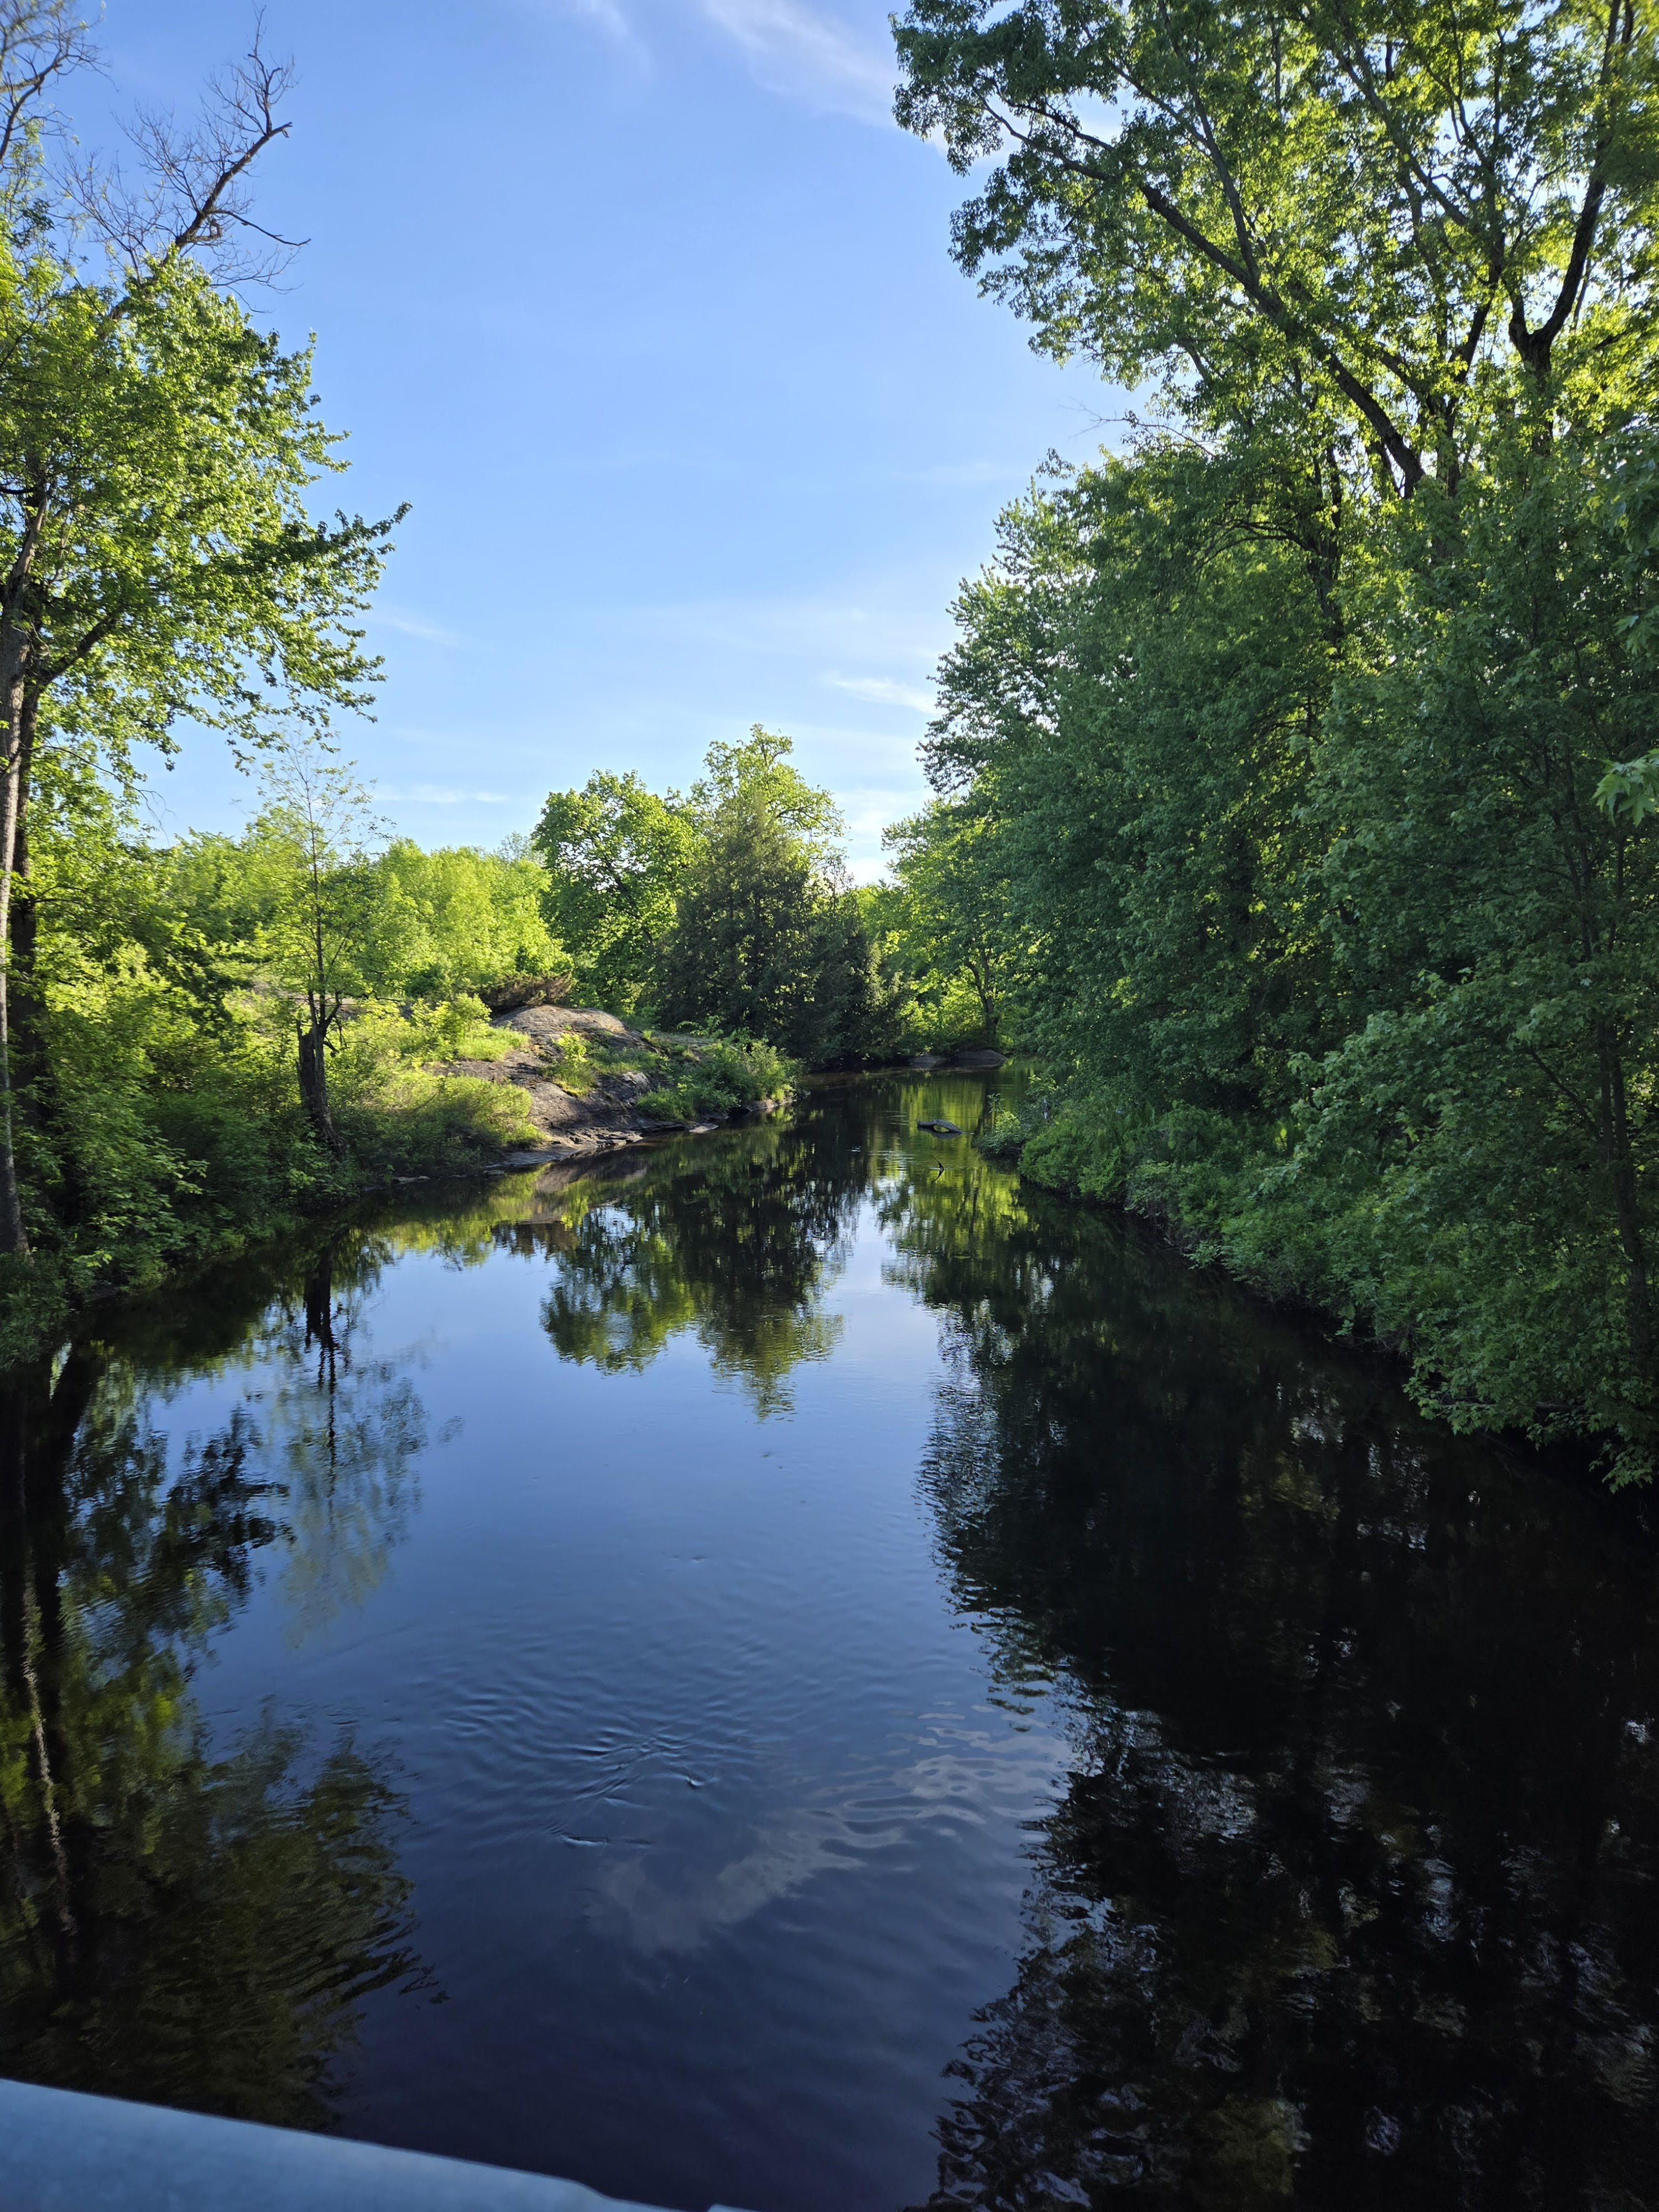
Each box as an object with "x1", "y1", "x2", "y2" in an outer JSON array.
[{"x1": 2, "y1": 1071, "x2": 1657, "y2": 2211}]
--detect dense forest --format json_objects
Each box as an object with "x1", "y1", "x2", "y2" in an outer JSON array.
[
  {"x1": 6, "y1": 0, "x2": 1659, "y2": 1484},
  {"x1": 883, "y1": 0, "x2": 1659, "y2": 1486}
]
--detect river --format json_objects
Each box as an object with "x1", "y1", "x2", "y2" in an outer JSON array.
[{"x1": 1, "y1": 1070, "x2": 1655, "y2": 2211}]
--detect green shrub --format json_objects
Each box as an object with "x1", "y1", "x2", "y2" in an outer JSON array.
[{"x1": 637, "y1": 1032, "x2": 796, "y2": 1124}]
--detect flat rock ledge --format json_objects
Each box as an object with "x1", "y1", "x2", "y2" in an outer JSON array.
[{"x1": 907, "y1": 1047, "x2": 1008, "y2": 1071}]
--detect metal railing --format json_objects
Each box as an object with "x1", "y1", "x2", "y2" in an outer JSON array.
[{"x1": 0, "y1": 2077, "x2": 760, "y2": 2212}]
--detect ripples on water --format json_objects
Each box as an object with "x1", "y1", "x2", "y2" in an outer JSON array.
[{"x1": 1, "y1": 1071, "x2": 1656, "y2": 2210}]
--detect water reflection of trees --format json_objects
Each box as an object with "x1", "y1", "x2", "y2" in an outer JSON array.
[
  {"x1": 508, "y1": 1124, "x2": 859, "y2": 1415},
  {"x1": 263, "y1": 1240, "x2": 426, "y2": 1642},
  {"x1": 905, "y1": 1195, "x2": 1659, "y2": 2209},
  {"x1": 0, "y1": 1242, "x2": 431, "y2": 2128}
]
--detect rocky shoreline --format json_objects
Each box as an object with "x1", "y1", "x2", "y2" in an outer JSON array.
[
  {"x1": 436, "y1": 1008, "x2": 1009, "y2": 1174},
  {"x1": 441, "y1": 1004, "x2": 783, "y2": 1167}
]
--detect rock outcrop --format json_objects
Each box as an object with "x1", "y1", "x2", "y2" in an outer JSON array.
[
  {"x1": 437, "y1": 1006, "x2": 666, "y2": 1160},
  {"x1": 439, "y1": 1006, "x2": 760, "y2": 1164}
]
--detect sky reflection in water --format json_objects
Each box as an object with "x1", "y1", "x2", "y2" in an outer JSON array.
[{"x1": 2, "y1": 1071, "x2": 1656, "y2": 2211}]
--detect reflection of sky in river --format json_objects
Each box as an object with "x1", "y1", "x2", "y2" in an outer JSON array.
[{"x1": 165, "y1": 1153, "x2": 1065, "y2": 2212}]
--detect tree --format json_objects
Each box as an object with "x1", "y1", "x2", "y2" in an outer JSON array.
[
  {"x1": 687, "y1": 724, "x2": 845, "y2": 858},
  {"x1": 931, "y1": 439, "x2": 1331, "y2": 1112},
  {"x1": 883, "y1": 798, "x2": 1015, "y2": 1046},
  {"x1": 531, "y1": 770, "x2": 695, "y2": 1011},
  {"x1": 356, "y1": 841, "x2": 564, "y2": 1002},
  {"x1": 1297, "y1": 436, "x2": 1659, "y2": 1465},
  {"x1": 0, "y1": 13, "x2": 399, "y2": 1256},
  {"x1": 656, "y1": 799, "x2": 826, "y2": 1050},
  {"x1": 647, "y1": 728, "x2": 901, "y2": 1061},
  {"x1": 893, "y1": 0, "x2": 1659, "y2": 495},
  {"x1": 251, "y1": 746, "x2": 386, "y2": 1157}
]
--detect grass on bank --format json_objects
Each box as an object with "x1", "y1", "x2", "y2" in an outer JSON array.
[
  {"x1": 529, "y1": 1021, "x2": 794, "y2": 1124},
  {"x1": 635, "y1": 1032, "x2": 796, "y2": 1124}
]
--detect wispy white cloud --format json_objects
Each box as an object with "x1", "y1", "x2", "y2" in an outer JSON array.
[
  {"x1": 518, "y1": 0, "x2": 645, "y2": 49},
  {"x1": 902, "y1": 458, "x2": 1021, "y2": 488},
  {"x1": 695, "y1": 0, "x2": 896, "y2": 123},
  {"x1": 631, "y1": 584, "x2": 948, "y2": 670},
  {"x1": 372, "y1": 607, "x2": 469, "y2": 648},
  {"x1": 535, "y1": 0, "x2": 896, "y2": 123},
  {"x1": 842, "y1": 791, "x2": 921, "y2": 879},
  {"x1": 380, "y1": 784, "x2": 513, "y2": 805},
  {"x1": 568, "y1": 0, "x2": 638, "y2": 40},
  {"x1": 822, "y1": 672, "x2": 935, "y2": 712}
]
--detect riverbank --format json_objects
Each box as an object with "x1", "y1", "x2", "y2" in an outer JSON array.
[
  {"x1": 979, "y1": 1091, "x2": 1658, "y2": 1491},
  {"x1": 438, "y1": 1004, "x2": 792, "y2": 1164},
  {"x1": 0, "y1": 1006, "x2": 792, "y2": 1368}
]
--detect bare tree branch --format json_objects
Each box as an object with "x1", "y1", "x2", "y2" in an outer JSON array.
[
  {"x1": 0, "y1": 0, "x2": 95, "y2": 178},
  {"x1": 66, "y1": 13, "x2": 306, "y2": 295}
]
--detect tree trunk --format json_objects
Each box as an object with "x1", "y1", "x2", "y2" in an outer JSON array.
[
  {"x1": 967, "y1": 938, "x2": 999, "y2": 1046},
  {"x1": 1597, "y1": 1023, "x2": 1653, "y2": 1380},
  {"x1": 0, "y1": 664, "x2": 30, "y2": 1256},
  {"x1": 6, "y1": 696, "x2": 58, "y2": 1191},
  {"x1": 0, "y1": 1347, "x2": 100, "y2": 1963},
  {"x1": 298, "y1": 1021, "x2": 344, "y2": 1157}
]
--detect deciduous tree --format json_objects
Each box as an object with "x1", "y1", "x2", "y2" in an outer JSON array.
[{"x1": 0, "y1": 11, "x2": 399, "y2": 1254}]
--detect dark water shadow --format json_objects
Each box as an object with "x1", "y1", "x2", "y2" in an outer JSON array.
[
  {"x1": 885, "y1": 1141, "x2": 1659, "y2": 2211},
  {"x1": 0, "y1": 1241, "x2": 432, "y2": 2128}
]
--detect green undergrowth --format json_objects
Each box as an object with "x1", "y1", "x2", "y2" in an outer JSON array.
[
  {"x1": 521, "y1": 1021, "x2": 793, "y2": 1123},
  {"x1": 0, "y1": 992, "x2": 538, "y2": 1367},
  {"x1": 635, "y1": 1031, "x2": 796, "y2": 1124},
  {"x1": 536, "y1": 1028, "x2": 640, "y2": 1095},
  {"x1": 332, "y1": 998, "x2": 539, "y2": 1174}
]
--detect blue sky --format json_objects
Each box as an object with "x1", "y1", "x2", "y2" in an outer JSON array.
[{"x1": 108, "y1": 1, "x2": 1116, "y2": 877}]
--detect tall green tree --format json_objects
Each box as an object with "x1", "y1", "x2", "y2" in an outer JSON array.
[
  {"x1": 656, "y1": 800, "x2": 828, "y2": 1051},
  {"x1": 0, "y1": 13, "x2": 399, "y2": 1255},
  {"x1": 687, "y1": 724, "x2": 846, "y2": 857},
  {"x1": 531, "y1": 770, "x2": 695, "y2": 1010},
  {"x1": 894, "y1": 0, "x2": 1659, "y2": 490},
  {"x1": 655, "y1": 729, "x2": 906, "y2": 1061},
  {"x1": 248, "y1": 747, "x2": 386, "y2": 1157},
  {"x1": 1291, "y1": 438, "x2": 1659, "y2": 1463},
  {"x1": 883, "y1": 798, "x2": 1016, "y2": 1046},
  {"x1": 932, "y1": 439, "x2": 1332, "y2": 1117}
]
